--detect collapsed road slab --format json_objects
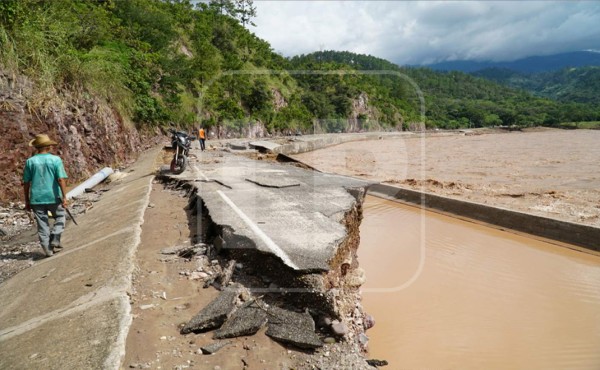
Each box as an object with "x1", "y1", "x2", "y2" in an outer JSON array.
[
  {"x1": 249, "y1": 140, "x2": 281, "y2": 152},
  {"x1": 174, "y1": 151, "x2": 372, "y2": 272}
]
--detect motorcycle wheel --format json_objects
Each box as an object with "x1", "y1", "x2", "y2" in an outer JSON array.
[{"x1": 170, "y1": 155, "x2": 187, "y2": 174}]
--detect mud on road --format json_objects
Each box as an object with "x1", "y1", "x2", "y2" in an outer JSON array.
[{"x1": 124, "y1": 182, "x2": 302, "y2": 369}]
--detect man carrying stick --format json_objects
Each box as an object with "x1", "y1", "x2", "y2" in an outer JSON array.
[{"x1": 23, "y1": 134, "x2": 69, "y2": 257}]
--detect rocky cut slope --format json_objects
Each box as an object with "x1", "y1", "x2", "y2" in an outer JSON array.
[{"x1": 0, "y1": 70, "x2": 155, "y2": 203}]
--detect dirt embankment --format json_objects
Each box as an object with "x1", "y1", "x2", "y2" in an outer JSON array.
[{"x1": 0, "y1": 70, "x2": 160, "y2": 203}]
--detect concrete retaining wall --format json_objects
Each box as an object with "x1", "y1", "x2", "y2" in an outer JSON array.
[
  {"x1": 368, "y1": 183, "x2": 600, "y2": 252},
  {"x1": 273, "y1": 132, "x2": 413, "y2": 155}
]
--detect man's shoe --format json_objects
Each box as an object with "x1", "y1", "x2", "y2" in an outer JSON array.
[
  {"x1": 52, "y1": 245, "x2": 63, "y2": 253},
  {"x1": 42, "y1": 245, "x2": 53, "y2": 257}
]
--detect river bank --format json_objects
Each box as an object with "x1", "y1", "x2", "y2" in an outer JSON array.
[
  {"x1": 291, "y1": 128, "x2": 600, "y2": 368},
  {"x1": 294, "y1": 128, "x2": 600, "y2": 227}
]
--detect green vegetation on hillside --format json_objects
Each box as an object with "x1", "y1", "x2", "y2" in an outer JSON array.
[
  {"x1": 296, "y1": 51, "x2": 600, "y2": 129},
  {"x1": 0, "y1": 0, "x2": 295, "y2": 132},
  {"x1": 2, "y1": 1, "x2": 598, "y2": 133},
  {"x1": 474, "y1": 66, "x2": 600, "y2": 106}
]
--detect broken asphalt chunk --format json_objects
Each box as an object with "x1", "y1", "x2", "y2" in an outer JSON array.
[
  {"x1": 200, "y1": 340, "x2": 231, "y2": 354},
  {"x1": 366, "y1": 359, "x2": 389, "y2": 367},
  {"x1": 265, "y1": 306, "x2": 322, "y2": 349},
  {"x1": 213, "y1": 300, "x2": 268, "y2": 339},
  {"x1": 180, "y1": 284, "x2": 242, "y2": 334},
  {"x1": 160, "y1": 243, "x2": 206, "y2": 257}
]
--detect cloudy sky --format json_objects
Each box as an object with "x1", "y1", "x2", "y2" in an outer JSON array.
[{"x1": 251, "y1": 1, "x2": 600, "y2": 65}]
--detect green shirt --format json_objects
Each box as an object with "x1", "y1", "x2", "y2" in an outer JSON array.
[{"x1": 23, "y1": 153, "x2": 68, "y2": 205}]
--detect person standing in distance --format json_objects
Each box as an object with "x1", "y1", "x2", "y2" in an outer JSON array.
[
  {"x1": 198, "y1": 126, "x2": 206, "y2": 151},
  {"x1": 23, "y1": 134, "x2": 69, "y2": 257}
]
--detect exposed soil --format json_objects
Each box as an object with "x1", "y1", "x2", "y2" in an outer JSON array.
[
  {"x1": 294, "y1": 128, "x2": 600, "y2": 227},
  {"x1": 123, "y1": 182, "x2": 299, "y2": 369}
]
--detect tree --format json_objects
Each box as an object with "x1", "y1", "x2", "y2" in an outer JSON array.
[
  {"x1": 234, "y1": 0, "x2": 256, "y2": 27},
  {"x1": 208, "y1": 0, "x2": 256, "y2": 27},
  {"x1": 208, "y1": 0, "x2": 235, "y2": 16},
  {"x1": 484, "y1": 113, "x2": 502, "y2": 126}
]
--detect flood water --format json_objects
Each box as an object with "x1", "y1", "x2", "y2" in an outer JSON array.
[{"x1": 359, "y1": 195, "x2": 600, "y2": 370}]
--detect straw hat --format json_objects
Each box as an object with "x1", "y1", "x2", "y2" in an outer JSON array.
[{"x1": 29, "y1": 134, "x2": 58, "y2": 148}]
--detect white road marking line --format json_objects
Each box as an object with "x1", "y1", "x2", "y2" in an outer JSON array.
[
  {"x1": 193, "y1": 165, "x2": 209, "y2": 181},
  {"x1": 216, "y1": 190, "x2": 298, "y2": 270},
  {"x1": 0, "y1": 287, "x2": 124, "y2": 341}
]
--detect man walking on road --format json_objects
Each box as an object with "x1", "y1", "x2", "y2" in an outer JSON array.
[
  {"x1": 23, "y1": 134, "x2": 69, "y2": 257},
  {"x1": 198, "y1": 126, "x2": 206, "y2": 151}
]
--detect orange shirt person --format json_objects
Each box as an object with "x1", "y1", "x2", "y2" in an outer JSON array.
[{"x1": 198, "y1": 127, "x2": 206, "y2": 151}]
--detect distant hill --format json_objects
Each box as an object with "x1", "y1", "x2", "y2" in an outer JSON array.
[
  {"x1": 425, "y1": 51, "x2": 600, "y2": 74},
  {"x1": 473, "y1": 66, "x2": 600, "y2": 105},
  {"x1": 291, "y1": 50, "x2": 600, "y2": 128}
]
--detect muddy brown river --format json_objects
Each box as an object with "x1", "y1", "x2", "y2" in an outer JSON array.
[
  {"x1": 359, "y1": 195, "x2": 600, "y2": 369},
  {"x1": 294, "y1": 129, "x2": 600, "y2": 227},
  {"x1": 293, "y1": 130, "x2": 600, "y2": 368}
]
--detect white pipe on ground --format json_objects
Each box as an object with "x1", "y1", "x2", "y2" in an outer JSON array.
[{"x1": 66, "y1": 167, "x2": 114, "y2": 200}]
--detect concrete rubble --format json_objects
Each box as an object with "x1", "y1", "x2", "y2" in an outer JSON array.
[
  {"x1": 180, "y1": 284, "x2": 242, "y2": 334},
  {"x1": 213, "y1": 300, "x2": 268, "y2": 339},
  {"x1": 265, "y1": 306, "x2": 323, "y2": 349},
  {"x1": 200, "y1": 340, "x2": 231, "y2": 354},
  {"x1": 180, "y1": 290, "x2": 325, "y2": 349}
]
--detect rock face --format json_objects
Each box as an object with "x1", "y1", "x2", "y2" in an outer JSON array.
[
  {"x1": 271, "y1": 88, "x2": 288, "y2": 111},
  {"x1": 180, "y1": 285, "x2": 242, "y2": 334},
  {"x1": 0, "y1": 70, "x2": 156, "y2": 203}
]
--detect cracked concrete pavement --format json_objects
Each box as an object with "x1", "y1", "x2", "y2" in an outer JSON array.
[
  {"x1": 174, "y1": 150, "x2": 371, "y2": 271},
  {"x1": 0, "y1": 147, "x2": 160, "y2": 370},
  {"x1": 0, "y1": 133, "x2": 375, "y2": 369}
]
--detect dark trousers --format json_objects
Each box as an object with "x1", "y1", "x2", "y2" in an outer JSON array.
[{"x1": 199, "y1": 138, "x2": 205, "y2": 151}]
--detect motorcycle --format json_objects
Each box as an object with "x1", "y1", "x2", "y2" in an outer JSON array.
[{"x1": 168, "y1": 128, "x2": 195, "y2": 174}]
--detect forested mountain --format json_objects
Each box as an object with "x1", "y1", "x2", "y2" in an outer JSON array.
[
  {"x1": 0, "y1": 0, "x2": 298, "y2": 132},
  {"x1": 474, "y1": 66, "x2": 600, "y2": 105},
  {"x1": 1, "y1": 0, "x2": 598, "y2": 136},
  {"x1": 292, "y1": 51, "x2": 600, "y2": 128},
  {"x1": 426, "y1": 51, "x2": 600, "y2": 74}
]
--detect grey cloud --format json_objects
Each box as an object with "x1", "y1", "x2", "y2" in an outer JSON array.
[{"x1": 253, "y1": 1, "x2": 600, "y2": 64}]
